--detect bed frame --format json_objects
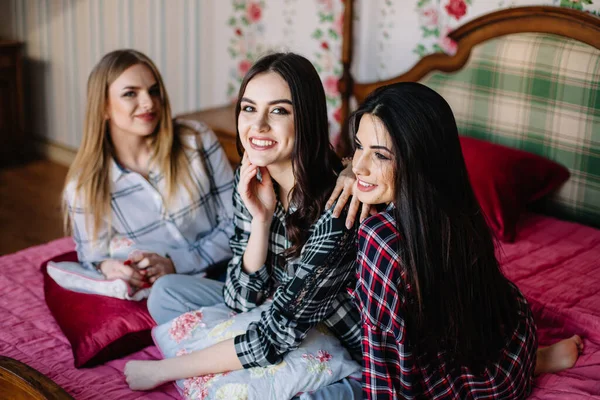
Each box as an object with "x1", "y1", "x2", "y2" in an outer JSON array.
[
  {"x1": 0, "y1": 356, "x2": 73, "y2": 400},
  {"x1": 2, "y1": 6, "x2": 598, "y2": 400},
  {"x1": 336, "y1": 5, "x2": 600, "y2": 156},
  {"x1": 183, "y1": 6, "x2": 599, "y2": 164}
]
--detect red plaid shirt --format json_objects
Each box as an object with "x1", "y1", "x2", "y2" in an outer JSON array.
[{"x1": 353, "y1": 208, "x2": 537, "y2": 399}]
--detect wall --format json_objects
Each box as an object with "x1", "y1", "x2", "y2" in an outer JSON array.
[
  {"x1": 352, "y1": 0, "x2": 599, "y2": 82},
  {"x1": 0, "y1": 0, "x2": 223, "y2": 158},
  {"x1": 0, "y1": 0, "x2": 597, "y2": 160}
]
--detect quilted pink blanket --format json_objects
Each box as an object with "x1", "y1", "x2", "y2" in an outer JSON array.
[
  {"x1": 0, "y1": 237, "x2": 178, "y2": 399},
  {"x1": 0, "y1": 213, "x2": 598, "y2": 399},
  {"x1": 501, "y1": 213, "x2": 600, "y2": 399}
]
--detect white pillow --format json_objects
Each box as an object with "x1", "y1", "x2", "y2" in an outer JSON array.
[
  {"x1": 47, "y1": 261, "x2": 150, "y2": 301},
  {"x1": 152, "y1": 301, "x2": 361, "y2": 400},
  {"x1": 46, "y1": 237, "x2": 171, "y2": 301}
]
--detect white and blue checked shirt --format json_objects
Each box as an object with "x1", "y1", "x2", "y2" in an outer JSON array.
[
  {"x1": 65, "y1": 119, "x2": 235, "y2": 275},
  {"x1": 223, "y1": 169, "x2": 362, "y2": 368}
]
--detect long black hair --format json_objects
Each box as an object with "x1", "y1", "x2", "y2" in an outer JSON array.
[
  {"x1": 235, "y1": 53, "x2": 341, "y2": 258},
  {"x1": 350, "y1": 82, "x2": 519, "y2": 371}
]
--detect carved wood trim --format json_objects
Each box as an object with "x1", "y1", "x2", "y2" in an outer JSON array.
[
  {"x1": 337, "y1": 0, "x2": 355, "y2": 155},
  {"x1": 338, "y1": 6, "x2": 600, "y2": 149},
  {"x1": 0, "y1": 356, "x2": 74, "y2": 400}
]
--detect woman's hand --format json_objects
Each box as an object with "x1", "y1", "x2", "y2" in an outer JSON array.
[
  {"x1": 99, "y1": 259, "x2": 146, "y2": 288},
  {"x1": 124, "y1": 360, "x2": 166, "y2": 390},
  {"x1": 128, "y1": 251, "x2": 175, "y2": 284},
  {"x1": 238, "y1": 153, "x2": 277, "y2": 223},
  {"x1": 326, "y1": 162, "x2": 374, "y2": 229}
]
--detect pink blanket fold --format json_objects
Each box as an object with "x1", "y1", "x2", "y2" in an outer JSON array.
[
  {"x1": 1, "y1": 212, "x2": 599, "y2": 399},
  {"x1": 500, "y1": 213, "x2": 600, "y2": 399},
  {"x1": 0, "y1": 237, "x2": 178, "y2": 399}
]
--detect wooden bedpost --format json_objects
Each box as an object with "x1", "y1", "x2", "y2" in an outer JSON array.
[{"x1": 336, "y1": 0, "x2": 354, "y2": 156}]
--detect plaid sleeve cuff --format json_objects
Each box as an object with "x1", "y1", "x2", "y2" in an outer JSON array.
[
  {"x1": 234, "y1": 321, "x2": 282, "y2": 368},
  {"x1": 234, "y1": 330, "x2": 259, "y2": 368},
  {"x1": 224, "y1": 256, "x2": 271, "y2": 311},
  {"x1": 234, "y1": 261, "x2": 270, "y2": 290}
]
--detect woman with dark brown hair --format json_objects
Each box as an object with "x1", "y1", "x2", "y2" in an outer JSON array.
[{"x1": 127, "y1": 53, "x2": 363, "y2": 398}]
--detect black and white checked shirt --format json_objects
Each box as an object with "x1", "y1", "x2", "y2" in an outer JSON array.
[
  {"x1": 65, "y1": 119, "x2": 234, "y2": 275},
  {"x1": 224, "y1": 169, "x2": 362, "y2": 368}
]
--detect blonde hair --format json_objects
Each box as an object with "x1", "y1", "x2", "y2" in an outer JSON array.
[{"x1": 63, "y1": 49, "x2": 196, "y2": 240}]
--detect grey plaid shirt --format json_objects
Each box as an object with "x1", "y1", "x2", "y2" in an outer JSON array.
[
  {"x1": 65, "y1": 119, "x2": 234, "y2": 275},
  {"x1": 224, "y1": 169, "x2": 362, "y2": 368}
]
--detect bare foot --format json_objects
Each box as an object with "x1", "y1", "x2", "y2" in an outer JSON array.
[
  {"x1": 124, "y1": 360, "x2": 167, "y2": 390},
  {"x1": 535, "y1": 335, "x2": 583, "y2": 376}
]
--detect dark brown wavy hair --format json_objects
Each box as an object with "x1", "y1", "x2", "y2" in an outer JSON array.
[{"x1": 235, "y1": 53, "x2": 341, "y2": 258}]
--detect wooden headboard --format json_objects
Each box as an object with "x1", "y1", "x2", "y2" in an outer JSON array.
[
  {"x1": 179, "y1": 6, "x2": 598, "y2": 224},
  {"x1": 337, "y1": 5, "x2": 600, "y2": 226},
  {"x1": 337, "y1": 5, "x2": 600, "y2": 155}
]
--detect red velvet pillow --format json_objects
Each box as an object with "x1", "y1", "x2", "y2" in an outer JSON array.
[
  {"x1": 460, "y1": 136, "x2": 570, "y2": 242},
  {"x1": 42, "y1": 252, "x2": 155, "y2": 368}
]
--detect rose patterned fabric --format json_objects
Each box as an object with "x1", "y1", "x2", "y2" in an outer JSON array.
[{"x1": 152, "y1": 301, "x2": 361, "y2": 400}]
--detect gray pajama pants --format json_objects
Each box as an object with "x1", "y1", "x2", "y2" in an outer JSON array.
[{"x1": 147, "y1": 274, "x2": 363, "y2": 400}]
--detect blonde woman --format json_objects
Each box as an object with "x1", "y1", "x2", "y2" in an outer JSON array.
[{"x1": 64, "y1": 50, "x2": 234, "y2": 288}]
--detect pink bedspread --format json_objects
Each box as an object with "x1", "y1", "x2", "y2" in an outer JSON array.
[
  {"x1": 501, "y1": 213, "x2": 600, "y2": 399},
  {"x1": 0, "y1": 213, "x2": 598, "y2": 399},
  {"x1": 0, "y1": 237, "x2": 179, "y2": 399}
]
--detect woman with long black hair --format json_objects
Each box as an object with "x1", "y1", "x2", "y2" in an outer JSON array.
[{"x1": 348, "y1": 82, "x2": 582, "y2": 399}]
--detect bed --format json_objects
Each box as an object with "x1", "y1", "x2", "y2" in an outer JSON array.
[
  {"x1": 337, "y1": 4, "x2": 600, "y2": 399},
  {"x1": 1, "y1": 5, "x2": 599, "y2": 400}
]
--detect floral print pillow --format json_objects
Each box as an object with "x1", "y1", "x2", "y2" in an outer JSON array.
[{"x1": 152, "y1": 301, "x2": 361, "y2": 400}]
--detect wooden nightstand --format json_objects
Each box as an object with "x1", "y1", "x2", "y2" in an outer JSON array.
[
  {"x1": 177, "y1": 104, "x2": 240, "y2": 165},
  {"x1": 0, "y1": 40, "x2": 25, "y2": 167}
]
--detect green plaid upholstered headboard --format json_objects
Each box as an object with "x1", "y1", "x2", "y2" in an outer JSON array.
[
  {"x1": 339, "y1": 6, "x2": 600, "y2": 227},
  {"x1": 420, "y1": 33, "x2": 600, "y2": 226}
]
